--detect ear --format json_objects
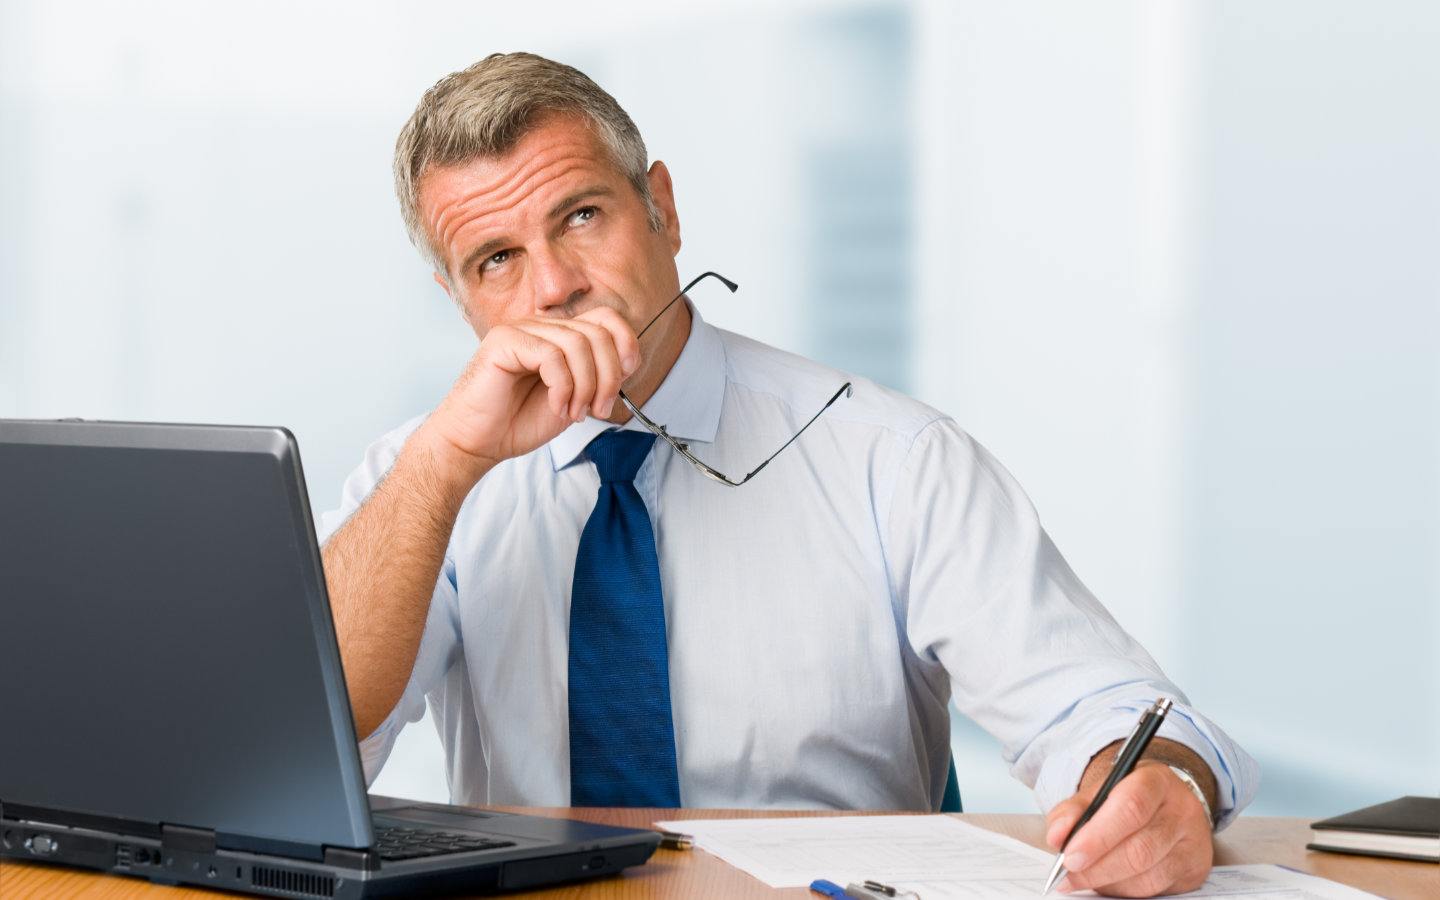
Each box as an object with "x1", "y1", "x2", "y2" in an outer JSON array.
[
  {"x1": 646, "y1": 160, "x2": 682, "y2": 255},
  {"x1": 434, "y1": 271, "x2": 472, "y2": 322}
]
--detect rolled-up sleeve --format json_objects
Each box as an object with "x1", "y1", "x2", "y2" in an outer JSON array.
[{"x1": 887, "y1": 419, "x2": 1258, "y2": 828}]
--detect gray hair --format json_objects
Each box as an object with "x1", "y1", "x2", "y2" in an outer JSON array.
[{"x1": 394, "y1": 52, "x2": 660, "y2": 281}]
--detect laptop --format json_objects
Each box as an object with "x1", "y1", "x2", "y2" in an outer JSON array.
[{"x1": 0, "y1": 418, "x2": 661, "y2": 899}]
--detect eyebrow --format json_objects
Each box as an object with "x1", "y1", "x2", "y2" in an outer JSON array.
[
  {"x1": 456, "y1": 186, "x2": 618, "y2": 279},
  {"x1": 545, "y1": 185, "x2": 615, "y2": 221},
  {"x1": 458, "y1": 237, "x2": 510, "y2": 280}
]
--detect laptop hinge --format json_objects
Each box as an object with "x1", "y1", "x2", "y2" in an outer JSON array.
[
  {"x1": 162, "y1": 823, "x2": 217, "y2": 854},
  {"x1": 323, "y1": 845, "x2": 378, "y2": 872},
  {"x1": 2, "y1": 801, "x2": 162, "y2": 838}
]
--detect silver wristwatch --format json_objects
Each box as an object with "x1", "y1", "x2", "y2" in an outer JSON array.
[{"x1": 1166, "y1": 764, "x2": 1215, "y2": 829}]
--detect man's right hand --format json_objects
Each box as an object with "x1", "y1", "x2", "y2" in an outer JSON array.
[{"x1": 421, "y1": 306, "x2": 641, "y2": 483}]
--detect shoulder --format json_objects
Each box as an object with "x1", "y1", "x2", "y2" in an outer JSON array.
[
  {"x1": 714, "y1": 326, "x2": 949, "y2": 444},
  {"x1": 355, "y1": 412, "x2": 431, "y2": 476}
]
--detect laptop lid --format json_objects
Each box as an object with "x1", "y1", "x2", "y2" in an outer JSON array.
[{"x1": 0, "y1": 419, "x2": 372, "y2": 855}]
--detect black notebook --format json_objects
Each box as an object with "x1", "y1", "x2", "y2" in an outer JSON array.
[{"x1": 1307, "y1": 796, "x2": 1440, "y2": 863}]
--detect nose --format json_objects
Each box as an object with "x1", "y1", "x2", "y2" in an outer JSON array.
[{"x1": 530, "y1": 242, "x2": 590, "y2": 315}]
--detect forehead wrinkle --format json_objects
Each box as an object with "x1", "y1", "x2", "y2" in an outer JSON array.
[
  {"x1": 428, "y1": 149, "x2": 601, "y2": 269},
  {"x1": 453, "y1": 184, "x2": 619, "y2": 280}
]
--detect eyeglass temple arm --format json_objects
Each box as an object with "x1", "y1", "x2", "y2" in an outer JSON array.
[
  {"x1": 735, "y1": 382, "x2": 854, "y2": 485},
  {"x1": 636, "y1": 271, "x2": 739, "y2": 339}
]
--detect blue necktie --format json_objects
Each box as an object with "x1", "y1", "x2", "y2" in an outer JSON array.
[{"x1": 568, "y1": 430, "x2": 681, "y2": 807}]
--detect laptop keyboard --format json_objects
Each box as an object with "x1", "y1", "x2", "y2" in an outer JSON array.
[{"x1": 371, "y1": 825, "x2": 516, "y2": 861}]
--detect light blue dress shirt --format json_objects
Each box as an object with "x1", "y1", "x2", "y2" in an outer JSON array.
[{"x1": 321, "y1": 307, "x2": 1258, "y2": 823}]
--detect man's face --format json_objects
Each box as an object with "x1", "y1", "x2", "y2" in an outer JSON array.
[{"x1": 417, "y1": 114, "x2": 683, "y2": 349}]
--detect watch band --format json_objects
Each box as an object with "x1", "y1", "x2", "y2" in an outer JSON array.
[{"x1": 1167, "y1": 764, "x2": 1215, "y2": 829}]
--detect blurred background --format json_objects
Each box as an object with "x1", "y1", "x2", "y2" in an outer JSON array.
[{"x1": 2, "y1": 0, "x2": 1436, "y2": 816}]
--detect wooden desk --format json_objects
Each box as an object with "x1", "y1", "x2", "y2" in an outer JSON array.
[{"x1": 3, "y1": 810, "x2": 1434, "y2": 900}]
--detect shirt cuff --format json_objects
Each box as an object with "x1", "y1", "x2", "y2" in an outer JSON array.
[
  {"x1": 357, "y1": 704, "x2": 404, "y2": 786},
  {"x1": 356, "y1": 674, "x2": 436, "y2": 786},
  {"x1": 1031, "y1": 698, "x2": 1257, "y2": 832}
]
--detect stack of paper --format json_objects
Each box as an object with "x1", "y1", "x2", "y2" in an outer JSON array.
[{"x1": 654, "y1": 815, "x2": 1389, "y2": 900}]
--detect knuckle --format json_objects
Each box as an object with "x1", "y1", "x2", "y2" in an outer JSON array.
[
  {"x1": 1175, "y1": 859, "x2": 1211, "y2": 894},
  {"x1": 539, "y1": 351, "x2": 573, "y2": 379},
  {"x1": 592, "y1": 307, "x2": 637, "y2": 339},
  {"x1": 1111, "y1": 790, "x2": 1151, "y2": 833},
  {"x1": 550, "y1": 325, "x2": 590, "y2": 353},
  {"x1": 539, "y1": 342, "x2": 571, "y2": 367},
  {"x1": 484, "y1": 323, "x2": 520, "y2": 345},
  {"x1": 585, "y1": 313, "x2": 621, "y2": 337},
  {"x1": 1117, "y1": 840, "x2": 1152, "y2": 875},
  {"x1": 1151, "y1": 854, "x2": 1191, "y2": 894},
  {"x1": 1122, "y1": 832, "x2": 1160, "y2": 874},
  {"x1": 576, "y1": 306, "x2": 618, "y2": 330}
]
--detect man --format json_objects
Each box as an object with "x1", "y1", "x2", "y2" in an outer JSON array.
[{"x1": 320, "y1": 52, "x2": 1257, "y2": 897}]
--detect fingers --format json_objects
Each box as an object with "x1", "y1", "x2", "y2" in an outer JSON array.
[
  {"x1": 1045, "y1": 792, "x2": 1093, "y2": 851},
  {"x1": 1050, "y1": 763, "x2": 1214, "y2": 897},
  {"x1": 427, "y1": 304, "x2": 645, "y2": 472},
  {"x1": 1060, "y1": 828, "x2": 1210, "y2": 898},
  {"x1": 482, "y1": 326, "x2": 582, "y2": 422},
  {"x1": 582, "y1": 305, "x2": 642, "y2": 390},
  {"x1": 573, "y1": 305, "x2": 640, "y2": 418},
  {"x1": 486, "y1": 308, "x2": 638, "y2": 423}
]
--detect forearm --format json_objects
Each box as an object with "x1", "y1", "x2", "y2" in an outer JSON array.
[{"x1": 323, "y1": 422, "x2": 490, "y2": 738}]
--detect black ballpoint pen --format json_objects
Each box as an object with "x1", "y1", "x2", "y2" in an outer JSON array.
[{"x1": 1041, "y1": 698, "x2": 1173, "y2": 895}]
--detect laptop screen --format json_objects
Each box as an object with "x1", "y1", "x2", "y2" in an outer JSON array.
[{"x1": 0, "y1": 421, "x2": 372, "y2": 852}]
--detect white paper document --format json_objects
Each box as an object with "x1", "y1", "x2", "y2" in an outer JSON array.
[
  {"x1": 653, "y1": 814, "x2": 1050, "y2": 888},
  {"x1": 894, "y1": 866, "x2": 1388, "y2": 900},
  {"x1": 653, "y1": 815, "x2": 1386, "y2": 900}
]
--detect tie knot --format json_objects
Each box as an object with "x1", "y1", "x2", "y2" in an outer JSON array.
[{"x1": 587, "y1": 430, "x2": 656, "y2": 483}]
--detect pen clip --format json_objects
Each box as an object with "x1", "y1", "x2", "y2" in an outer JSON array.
[{"x1": 1108, "y1": 698, "x2": 1172, "y2": 767}]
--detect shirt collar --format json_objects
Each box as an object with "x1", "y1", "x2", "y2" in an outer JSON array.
[{"x1": 548, "y1": 301, "x2": 726, "y2": 472}]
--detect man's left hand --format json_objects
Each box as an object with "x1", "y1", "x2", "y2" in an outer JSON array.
[{"x1": 1044, "y1": 758, "x2": 1214, "y2": 897}]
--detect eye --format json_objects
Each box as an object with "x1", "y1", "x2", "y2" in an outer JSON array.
[
  {"x1": 567, "y1": 206, "x2": 598, "y2": 227},
  {"x1": 481, "y1": 249, "x2": 512, "y2": 272}
]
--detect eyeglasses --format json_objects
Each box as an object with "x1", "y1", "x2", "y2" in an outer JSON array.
[{"x1": 617, "y1": 271, "x2": 852, "y2": 487}]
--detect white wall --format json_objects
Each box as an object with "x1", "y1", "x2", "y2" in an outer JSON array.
[
  {"x1": 912, "y1": 0, "x2": 1440, "y2": 813},
  {"x1": 2, "y1": 0, "x2": 1435, "y2": 814}
]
